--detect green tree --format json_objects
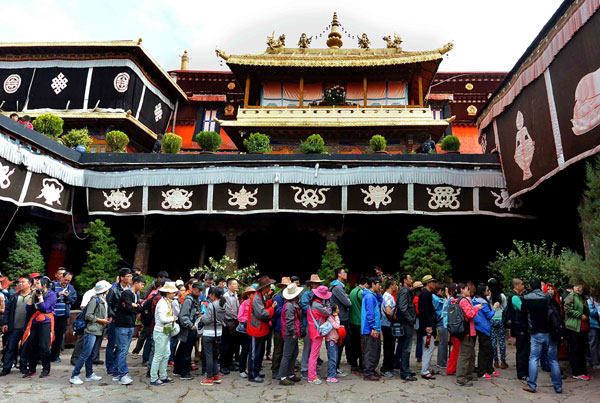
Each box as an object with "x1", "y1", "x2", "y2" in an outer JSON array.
[
  {"x1": 400, "y1": 226, "x2": 452, "y2": 283},
  {"x1": 488, "y1": 240, "x2": 567, "y2": 291},
  {"x1": 318, "y1": 243, "x2": 344, "y2": 285},
  {"x1": 1, "y1": 223, "x2": 45, "y2": 280},
  {"x1": 32, "y1": 113, "x2": 63, "y2": 139},
  {"x1": 77, "y1": 219, "x2": 122, "y2": 292}
]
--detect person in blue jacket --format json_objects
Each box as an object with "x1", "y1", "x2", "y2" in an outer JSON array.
[
  {"x1": 473, "y1": 283, "x2": 498, "y2": 378},
  {"x1": 361, "y1": 278, "x2": 382, "y2": 381}
]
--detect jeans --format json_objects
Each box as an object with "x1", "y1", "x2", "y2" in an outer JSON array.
[
  {"x1": 337, "y1": 320, "x2": 351, "y2": 369},
  {"x1": 150, "y1": 331, "x2": 170, "y2": 382},
  {"x1": 527, "y1": 333, "x2": 562, "y2": 392},
  {"x1": 51, "y1": 315, "x2": 69, "y2": 361},
  {"x1": 325, "y1": 340, "x2": 338, "y2": 378},
  {"x1": 204, "y1": 336, "x2": 221, "y2": 378},
  {"x1": 420, "y1": 334, "x2": 435, "y2": 375},
  {"x1": 300, "y1": 333, "x2": 312, "y2": 372},
  {"x1": 115, "y1": 327, "x2": 134, "y2": 378},
  {"x1": 174, "y1": 331, "x2": 196, "y2": 375},
  {"x1": 278, "y1": 337, "x2": 299, "y2": 379},
  {"x1": 248, "y1": 335, "x2": 267, "y2": 380},
  {"x1": 308, "y1": 336, "x2": 323, "y2": 381},
  {"x1": 239, "y1": 333, "x2": 250, "y2": 373},
  {"x1": 437, "y1": 326, "x2": 448, "y2": 368},
  {"x1": 72, "y1": 333, "x2": 102, "y2": 378},
  {"x1": 362, "y1": 334, "x2": 381, "y2": 377},
  {"x1": 271, "y1": 331, "x2": 284, "y2": 376},
  {"x1": 476, "y1": 331, "x2": 494, "y2": 377},
  {"x1": 28, "y1": 323, "x2": 51, "y2": 373},
  {"x1": 381, "y1": 326, "x2": 396, "y2": 373},
  {"x1": 105, "y1": 322, "x2": 117, "y2": 374},
  {"x1": 143, "y1": 331, "x2": 153, "y2": 364},
  {"x1": 348, "y1": 323, "x2": 363, "y2": 369},
  {"x1": 395, "y1": 323, "x2": 413, "y2": 378},
  {"x1": 589, "y1": 328, "x2": 600, "y2": 366},
  {"x1": 415, "y1": 331, "x2": 423, "y2": 360},
  {"x1": 2, "y1": 329, "x2": 26, "y2": 372}
]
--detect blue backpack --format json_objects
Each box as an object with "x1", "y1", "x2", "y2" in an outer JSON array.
[{"x1": 73, "y1": 297, "x2": 100, "y2": 334}]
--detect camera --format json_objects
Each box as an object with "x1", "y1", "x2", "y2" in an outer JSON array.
[{"x1": 35, "y1": 289, "x2": 43, "y2": 295}]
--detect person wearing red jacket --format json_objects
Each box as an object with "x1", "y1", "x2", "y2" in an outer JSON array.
[{"x1": 247, "y1": 276, "x2": 276, "y2": 383}]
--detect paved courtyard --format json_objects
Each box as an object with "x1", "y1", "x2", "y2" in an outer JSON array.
[{"x1": 1, "y1": 339, "x2": 599, "y2": 403}]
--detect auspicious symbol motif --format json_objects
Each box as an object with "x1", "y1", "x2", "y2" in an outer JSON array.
[
  {"x1": 479, "y1": 133, "x2": 488, "y2": 154},
  {"x1": 51, "y1": 72, "x2": 69, "y2": 94},
  {"x1": 426, "y1": 186, "x2": 461, "y2": 210},
  {"x1": 161, "y1": 188, "x2": 193, "y2": 210},
  {"x1": 113, "y1": 72, "x2": 130, "y2": 93},
  {"x1": 383, "y1": 34, "x2": 402, "y2": 49},
  {"x1": 267, "y1": 32, "x2": 286, "y2": 50},
  {"x1": 227, "y1": 186, "x2": 258, "y2": 210},
  {"x1": 491, "y1": 189, "x2": 523, "y2": 211},
  {"x1": 514, "y1": 110, "x2": 535, "y2": 180},
  {"x1": 571, "y1": 67, "x2": 600, "y2": 136},
  {"x1": 297, "y1": 33, "x2": 312, "y2": 49},
  {"x1": 37, "y1": 178, "x2": 64, "y2": 206},
  {"x1": 102, "y1": 189, "x2": 133, "y2": 211},
  {"x1": 3, "y1": 74, "x2": 21, "y2": 94},
  {"x1": 467, "y1": 105, "x2": 477, "y2": 116},
  {"x1": 224, "y1": 104, "x2": 235, "y2": 116},
  {"x1": 0, "y1": 162, "x2": 15, "y2": 189},
  {"x1": 154, "y1": 103, "x2": 163, "y2": 122},
  {"x1": 291, "y1": 186, "x2": 329, "y2": 208},
  {"x1": 361, "y1": 185, "x2": 394, "y2": 209},
  {"x1": 358, "y1": 33, "x2": 371, "y2": 49}
]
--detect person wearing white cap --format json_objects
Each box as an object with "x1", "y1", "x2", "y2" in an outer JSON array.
[
  {"x1": 150, "y1": 281, "x2": 178, "y2": 386},
  {"x1": 70, "y1": 281, "x2": 110, "y2": 385},
  {"x1": 278, "y1": 283, "x2": 303, "y2": 386}
]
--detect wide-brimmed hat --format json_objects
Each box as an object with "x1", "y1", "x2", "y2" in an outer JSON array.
[
  {"x1": 159, "y1": 281, "x2": 179, "y2": 293},
  {"x1": 277, "y1": 277, "x2": 292, "y2": 288},
  {"x1": 305, "y1": 274, "x2": 324, "y2": 285},
  {"x1": 255, "y1": 276, "x2": 276, "y2": 291},
  {"x1": 412, "y1": 281, "x2": 424, "y2": 289},
  {"x1": 313, "y1": 285, "x2": 332, "y2": 300},
  {"x1": 421, "y1": 275, "x2": 436, "y2": 284},
  {"x1": 94, "y1": 280, "x2": 111, "y2": 295},
  {"x1": 242, "y1": 286, "x2": 256, "y2": 299},
  {"x1": 283, "y1": 283, "x2": 303, "y2": 300}
]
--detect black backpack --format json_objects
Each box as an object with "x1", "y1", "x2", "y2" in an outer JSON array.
[
  {"x1": 140, "y1": 296, "x2": 154, "y2": 327},
  {"x1": 446, "y1": 297, "x2": 469, "y2": 338}
]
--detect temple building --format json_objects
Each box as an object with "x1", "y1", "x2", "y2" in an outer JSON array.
[{"x1": 0, "y1": 2, "x2": 595, "y2": 281}]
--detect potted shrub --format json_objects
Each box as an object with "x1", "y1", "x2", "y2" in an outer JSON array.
[
  {"x1": 195, "y1": 131, "x2": 221, "y2": 153},
  {"x1": 161, "y1": 132, "x2": 183, "y2": 154},
  {"x1": 106, "y1": 130, "x2": 129, "y2": 153},
  {"x1": 369, "y1": 134, "x2": 387, "y2": 153},
  {"x1": 32, "y1": 113, "x2": 63, "y2": 139},
  {"x1": 441, "y1": 135, "x2": 461, "y2": 153},
  {"x1": 299, "y1": 134, "x2": 327, "y2": 154},
  {"x1": 243, "y1": 132, "x2": 272, "y2": 154},
  {"x1": 62, "y1": 128, "x2": 93, "y2": 152}
]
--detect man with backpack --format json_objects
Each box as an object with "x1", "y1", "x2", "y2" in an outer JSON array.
[
  {"x1": 506, "y1": 278, "x2": 530, "y2": 380},
  {"x1": 173, "y1": 282, "x2": 202, "y2": 380},
  {"x1": 329, "y1": 268, "x2": 351, "y2": 377},
  {"x1": 105, "y1": 268, "x2": 132, "y2": 377}
]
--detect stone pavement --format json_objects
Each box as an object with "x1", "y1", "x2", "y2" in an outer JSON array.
[{"x1": 1, "y1": 339, "x2": 599, "y2": 403}]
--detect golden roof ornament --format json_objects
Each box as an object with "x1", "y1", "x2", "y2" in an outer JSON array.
[
  {"x1": 267, "y1": 32, "x2": 286, "y2": 51},
  {"x1": 326, "y1": 12, "x2": 343, "y2": 49},
  {"x1": 358, "y1": 33, "x2": 370, "y2": 49},
  {"x1": 298, "y1": 33, "x2": 312, "y2": 49},
  {"x1": 180, "y1": 50, "x2": 189, "y2": 70},
  {"x1": 383, "y1": 34, "x2": 402, "y2": 49}
]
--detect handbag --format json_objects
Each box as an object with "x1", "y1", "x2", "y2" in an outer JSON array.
[
  {"x1": 309, "y1": 307, "x2": 332, "y2": 337},
  {"x1": 171, "y1": 322, "x2": 180, "y2": 337}
]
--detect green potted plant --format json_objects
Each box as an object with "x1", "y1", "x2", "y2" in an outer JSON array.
[
  {"x1": 299, "y1": 133, "x2": 327, "y2": 154},
  {"x1": 369, "y1": 134, "x2": 387, "y2": 153},
  {"x1": 243, "y1": 132, "x2": 272, "y2": 154},
  {"x1": 161, "y1": 132, "x2": 183, "y2": 154},
  {"x1": 62, "y1": 128, "x2": 93, "y2": 152},
  {"x1": 441, "y1": 135, "x2": 461, "y2": 153},
  {"x1": 195, "y1": 131, "x2": 221, "y2": 153},
  {"x1": 32, "y1": 113, "x2": 63, "y2": 139},
  {"x1": 106, "y1": 130, "x2": 129, "y2": 153}
]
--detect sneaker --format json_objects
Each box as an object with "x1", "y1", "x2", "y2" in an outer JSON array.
[
  {"x1": 213, "y1": 375, "x2": 222, "y2": 384},
  {"x1": 279, "y1": 378, "x2": 295, "y2": 386},
  {"x1": 249, "y1": 377, "x2": 264, "y2": 383},
  {"x1": 149, "y1": 380, "x2": 164, "y2": 386},
  {"x1": 308, "y1": 378, "x2": 322, "y2": 385},
  {"x1": 23, "y1": 371, "x2": 37, "y2": 378},
  {"x1": 39, "y1": 371, "x2": 50, "y2": 378},
  {"x1": 119, "y1": 375, "x2": 133, "y2": 385},
  {"x1": 482, "y1": 374, "x2": 493, "y2": 379},
  {"x1": 201, "y1": 377, "x2": 214, "y2": 386},
  {"x1": 326, "y1": 377, "x2": 339, "y2": 383},
  {"x1": 112, "y1": 375, "x2": 121, "y2": 381},
  {"x1": 239, "y1": 371, "x2": 248, "y2": 378},
  {"x1": 573, "y1": 375, "x2": 592, "y2": 381},
  {"x1": 85, "y1": 373, "x2": 102, "y2": 382},
  {"x1": 180, "y1": 373, "x2": 193, "y2": 380},
  {"x1": 336, "y1": 369, "x2": 348, "y2": 377},
  {"x1": 382, "y1": 371, "x2": 394, "y2": 378},
  {"x1": 161, "y1": 377, "x2": 174, "y2": 384},
  {"x1": 492, "y1": 371, "x2": 500, "y2": 376},
  {"x1": 70, "y1": 376, "x2": 83, "y2": 385}
]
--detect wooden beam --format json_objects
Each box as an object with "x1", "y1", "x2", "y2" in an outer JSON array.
[
  {"x1": 299, "y1": 76, "x2": 304, "y2": 107},
  {"x1": 418, "y1": 69, "x2": 423, "y2": 107},
  {"x1": 363, "y1": 76, "x2": 368, "y2": 107},
  {"x1": 244, "y1": 74, "x2": 250, "y2": 108}
]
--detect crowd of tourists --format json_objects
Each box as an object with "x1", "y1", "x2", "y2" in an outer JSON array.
[{"x1": 0, "y1": 267, "x2": 598, "y2": 393}]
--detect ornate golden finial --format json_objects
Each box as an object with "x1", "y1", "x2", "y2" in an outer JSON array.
[
  {"x1": 137, "y1": 37, "x2": 143, "y2": 45},
  {"x1": 180, "y1": 50, "x2": 189, "y2": 70},
  {"x1": 298, "y1": 33, "x2": 312, "y2": 49},
  {"x1": 215, "y1": 48, "x2": 230, "y2": 61},
  {"x1": 358, "y1": 33, "x2": 370, "y2": 49},
  {"x1": 267, "y1": 32, "x2": 286, "y2": 51},
  {"x1": 326, "y1": 12, "x2": 343, "y2": 49},
  {"x1": 438, "y1": 42, "x2": 454, "y2": 54},
  {"x1": 383, "y1": 34, "x2": 402, "y2": 49}
]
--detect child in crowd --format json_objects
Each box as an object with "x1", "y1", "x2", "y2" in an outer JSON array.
[{"x1": 325, "y1": 304, "x2": 341, "y2": 383}]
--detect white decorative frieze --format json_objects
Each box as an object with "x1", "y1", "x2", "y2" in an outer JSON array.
[
  {"x1": 228, "y1": 186, "x2": 258, "y2": 210},
  {"x1": 102, "y1": 189, "x2": 133, "y2": 211},
  {"x1": 361, "y1": 185, "x2": 394, "y2": 209},
  {"x1": 291, "y1": 186, "x2": 330, "y2": 208},
  {"x1": 161, "y1": 188, "x2": 193, "y2": 210},
  {"x1": 426, "y1": 186, "x2": 461, "y2": 210}
]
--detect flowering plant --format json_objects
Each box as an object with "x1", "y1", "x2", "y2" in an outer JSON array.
[
  {"x1": 190, "y1": 255, "x2": 260, "y2": 287},
  {"x1": 323, "y1": 85, "x2": 346, "y2": 106}
]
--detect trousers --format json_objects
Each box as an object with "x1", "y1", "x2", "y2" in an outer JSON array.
[
  {"x1": 50, "y1": 315, "x2": 68, "y2": 361},
  {"x1": 27, "y1": 323, "x2": 51, "y2": 373},
  {"x1": 476, "y1": 331, "x2": 494, "y2": 377},
  {"x1": 278, "y1": 337, "x2": 299, "y2": 379},
  {"x1": 362, "y1": 334, "x2": 381, "y2": 377},
  {"x1": 456, "y1": 335, "x2": 475, "y2": 385}
]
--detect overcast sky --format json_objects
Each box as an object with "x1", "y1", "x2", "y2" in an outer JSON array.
[{"x1": 1, "y1": 0, "x2": 564, "y2": 73}]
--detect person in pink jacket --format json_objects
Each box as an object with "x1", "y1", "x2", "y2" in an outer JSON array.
[
  {"x1": 237, "y1": 286, "x2": 255, "y2": 378},
  {"x1": 325, "y1": 305, "x2": 341, "y2": 383},
  {"x1": 456, "y1": 282, "x2": 482, "y2": 387},
  {"x1": 307, "y1": 286, "x2": 332, "y2": 385}
]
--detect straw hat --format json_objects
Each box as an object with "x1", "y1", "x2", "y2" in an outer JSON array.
[
  {"x1": 159, "y1": 281, "x2": 179, "y2": 293},
  {"x1": 412, "y1": 281, "x2": 424, "y2": 289},
  {"x1": 305, "y1": 274, "x2": 324, "y2": 285},
  {"x1": 283, "y1": 283, "x2": 303, "y2": 300},
  {"x1": 421, "y1": 275, "x2": 437, "y2": 284},
  {"x1": 277, "y1": 277, "x2": 292, "y2": 288},
  {"x1": 242, "y1": 286, "x2": 256, "y2": 299},
  {"x1": 313, "y1": 285, "x2": 332, "y2": 300},
  {"x1": 94, "y1": 280, "x2": 111, "y2": 295}
]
